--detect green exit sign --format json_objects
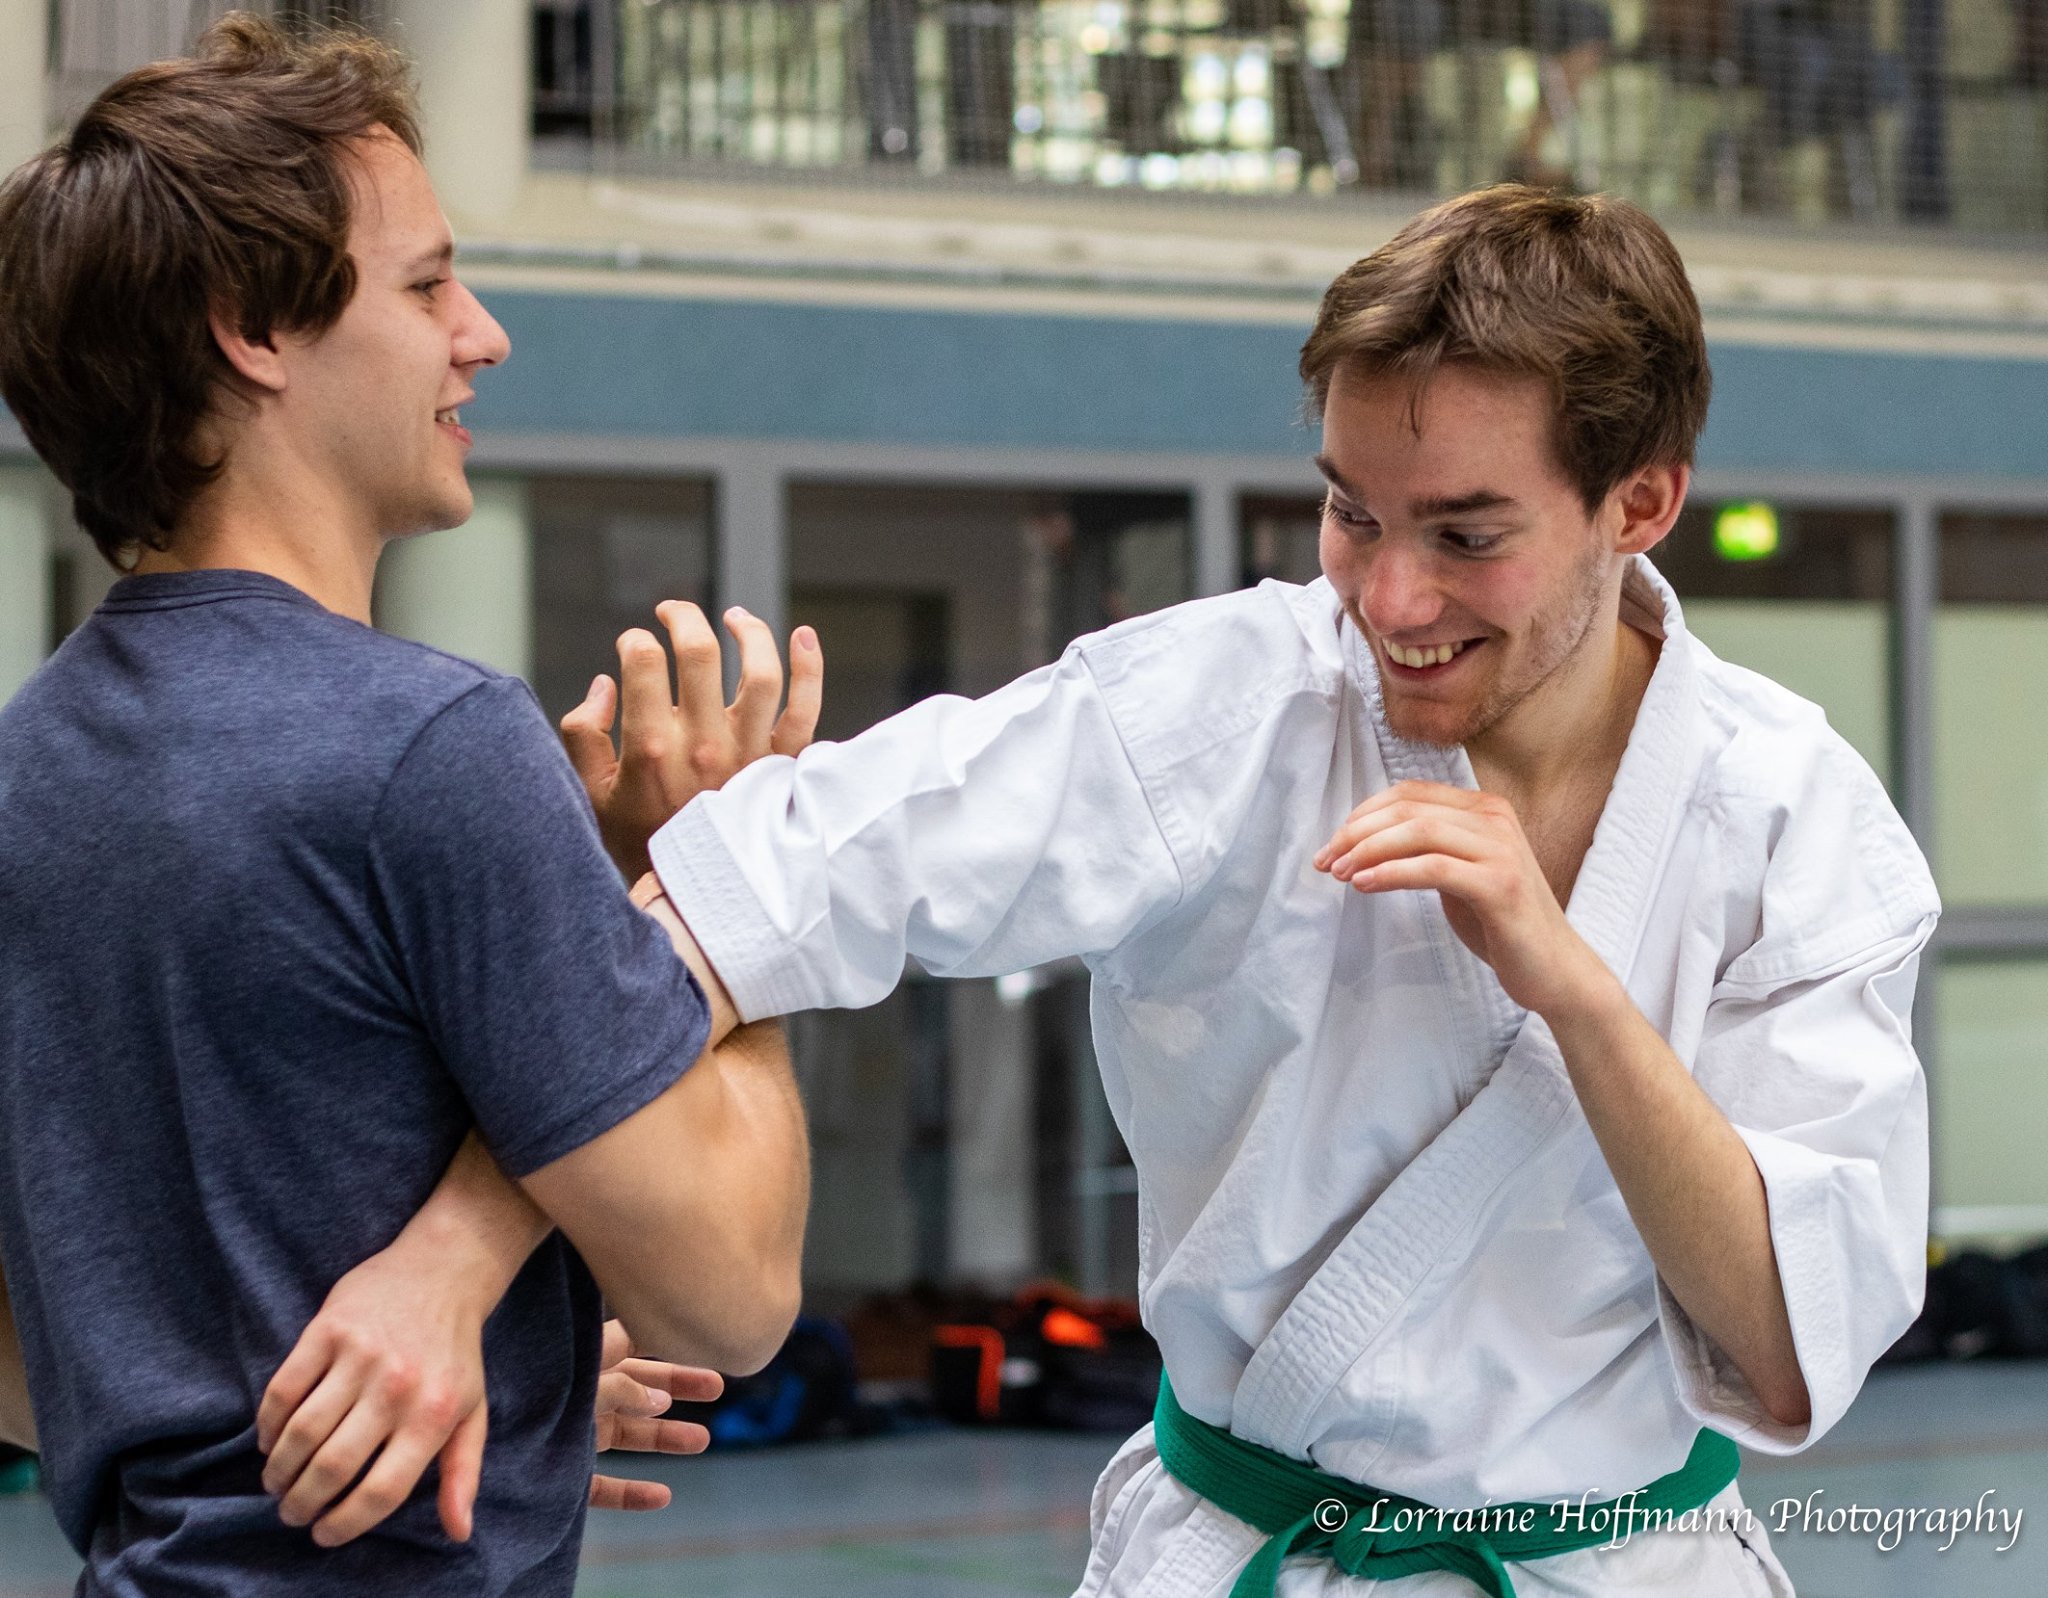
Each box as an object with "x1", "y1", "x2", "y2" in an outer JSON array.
[{"x1": 1714, "y1": 502, "x2": 1781, "y2": 562}]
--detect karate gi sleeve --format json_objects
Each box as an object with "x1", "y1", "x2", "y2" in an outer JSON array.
[
  {"x1": 647, "y1": 646, "x2": 1187, "y2": 1021},
  {"x1": 1657, "y1": 916, "x2": 1935, "y2": 1453}
]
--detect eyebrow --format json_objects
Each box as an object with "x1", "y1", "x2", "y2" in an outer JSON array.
[
  {"x1": 1312, "y1": 455, "x2": 1519, "y2": 520},
  {"x1": 402, "y1": 242, "x2": 454, "y2": 274}
]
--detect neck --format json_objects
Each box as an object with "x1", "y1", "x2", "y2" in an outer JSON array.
[
  {"x1": 137, "y1": 469, "x2": 383, "y2": 625},
  {"x1": 1467, "y1": 592, "x2": 1658, "y2": 803}
]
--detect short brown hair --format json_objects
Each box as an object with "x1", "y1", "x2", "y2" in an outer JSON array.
[
  {"x1": 0, "y1": 14, "x2": 420, "y2": 568},
  {"x1": 1299, "y1": 185, "x2": 1711, "y2": 512}
]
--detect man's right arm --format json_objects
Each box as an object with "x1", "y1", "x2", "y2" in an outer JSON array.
[{"x1": 519, "y1": 1010, "x2": 806, "y2": 1373}]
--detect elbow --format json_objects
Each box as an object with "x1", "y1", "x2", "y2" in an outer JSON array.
[
  {"x1": 621, "y1": 1256, "x2": 802, "y2": 1376},
  {"x1": 716, "y1": 1265, "x2": 803, "y2": 1376},
  {"x1": 1755, "y1": 1364, "x2": 1813, "y2": 1431},
  {"x1": 1762, "y1": 1387, "x2": 1812, "y2": 1432}
]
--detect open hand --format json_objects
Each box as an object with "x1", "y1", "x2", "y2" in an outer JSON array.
[
  {"x1": 256, "y1": 1247, "x2": 491, "y2": 1548},
  {"x1": 561, "y1": 602, "x2": 823, "y2": 878},
  {"x1": 590, "y1": 1319, "x2": 723, "y2": 1511},
  {"x1": 1313, "y1": 779, "x2": 1608, "y2": 1018}
]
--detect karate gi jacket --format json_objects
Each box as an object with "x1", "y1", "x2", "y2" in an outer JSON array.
[{"x1": 650, "y1": 555, "x2": 1937, "y2": 1593}]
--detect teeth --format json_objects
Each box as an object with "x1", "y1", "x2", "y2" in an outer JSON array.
[
  {"x1": 1389, "y1": 640, "x2": 1469, "y2": 669},
  {"x1": 435, "y1": 408, "x2": 460, "y2": 425}
]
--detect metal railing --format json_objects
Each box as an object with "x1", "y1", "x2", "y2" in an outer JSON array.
[
  {"x1": 45, "y1": 2, "x2": 389, "y2": 129},
  {"x1": 555, "y1": 0, "x2": 2048, "y2": 232},
  {"x1": 36, "y1": 3, "x2": 2048, "y2": 232}
]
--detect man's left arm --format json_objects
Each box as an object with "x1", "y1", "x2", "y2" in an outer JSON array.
[
  {"x1": 1319, "y1": 780, "x2": 1927, "y2": 1436},
  {"x1": 1539, "y1": 971, "x2": 1812, "y2": 1427},
  {"x1": 0, "y1": 1256, "x2": 35, "y2": 1450},
  {"x1": 257, "y1": 1132, "x2": 549, "y2": 1546}
]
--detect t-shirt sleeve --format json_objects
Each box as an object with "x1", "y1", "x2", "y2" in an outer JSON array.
[{"x1": 366, "y1": 676, "x2": 709, "y2": 1177}]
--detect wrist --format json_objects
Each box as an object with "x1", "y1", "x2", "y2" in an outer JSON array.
[
  {"x1": 403, "y1": 1187, "x2": 547, "y2": 1310},
  {"x1": 1535, "y1": 944, "x2": 1633, "y2": 1041}
]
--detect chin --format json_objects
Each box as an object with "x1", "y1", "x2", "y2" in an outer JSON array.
[
  {"x1": 420, "y1": 488, "x2": 476, "y2": 534},
  {"x1": 1384, "y1": 706, "x2": 1477, "y2": 748}
]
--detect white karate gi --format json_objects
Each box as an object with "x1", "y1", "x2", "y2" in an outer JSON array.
[{"x1": 650, "y1": 556, "x2": 1937, "y2": 1597}]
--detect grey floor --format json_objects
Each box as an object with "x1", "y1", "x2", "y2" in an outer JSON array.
[{"x1": 2, "y1": 1363, "x2": 2044, "y2": 1596}]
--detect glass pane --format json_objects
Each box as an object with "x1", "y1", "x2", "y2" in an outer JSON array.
[
  {"x1": 1241, "y1": 494, "x2": 1323, "y2": 589},
  {"x1": 1681, "y1": 602, "x2": 1892, "y2": 782},
  {"x1": 1936, "y1": 512, "x2": 2048, "y2": 906},
  {"x1": 1058, "y1": 491, "x2": 1193, "y2": 638},
  {"x1": 787, "y1": 482, "x2": 1043, "y2": 1297},
  {"x1": 1653, "y1": 503, "x2": 1894, "y2": 788},
  {"x1": 529, "y1": 474, "x2": 715, "y2": 723},
  {"x1": 1935, "y1": 957, "x2": 2048, "y2": 1220}
]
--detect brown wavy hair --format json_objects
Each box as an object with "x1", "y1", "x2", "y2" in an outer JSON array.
[
  {"x1": 0, "y1": 13, "x2": 420, "y2": 568},
  {"x1": 1299, "y1": 185, "x2": 1712, "y2": 513}
]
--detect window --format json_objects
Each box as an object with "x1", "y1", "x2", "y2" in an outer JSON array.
[
  {"x1": 528, "y1": 474, "x2": 715, "y2": 723},
  {"x1": 1653, "y1": 502, "x2": 1894, "y2": 786},
  {"x1": 1936, "y1": 512, "x2": 2048, "y2": 906}
]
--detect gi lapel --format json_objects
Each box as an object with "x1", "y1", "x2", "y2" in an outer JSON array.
[{"x1": 1229, "y1": 559, "x2": 1704, "y2": 1461}]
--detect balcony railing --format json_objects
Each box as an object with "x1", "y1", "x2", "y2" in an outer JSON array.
[{"x1": 548, "y1": 0, "x2": 2048, "y2": 233}]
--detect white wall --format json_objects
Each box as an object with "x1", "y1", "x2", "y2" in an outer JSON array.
[
  {"x1": 0, "y1": 466, "x2": 50, "y2": 704},
  {"x1": 376, "y1": 476, "x2": 534, "y2": 677}
]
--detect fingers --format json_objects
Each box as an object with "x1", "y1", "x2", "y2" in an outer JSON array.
[
  {"x1": 616, "y1": 1358, "x2": 723, "y2": 1404},
  {"x1": 307, "y1": 1393, "x2": 471, "y2": 1557},
  {"x1": 616, "y1": 629, "x2": 678, "y2": 767},
  {"x1": 1339, "y1": 852, "x2": 1492, "y2": 900},
  {"x1": 599, "y1": 1318, "x2": 636, "y2": 1372},
  {"x1": 657, "y1": 601, "x2": 725, "y2": 737},
  {"x1": 1327, "y1": 814, "x2": 1496, "y2": 882},
  {"x1": 559, "y1": 674, "x2": 619, "y2": 791},
  {"x1": 257, "y1": 1330, "x2": 335, "y2": 1457},
  {"x1": 591, "y1": 1472, "x2": 673, "y2": 1512},
  {"x1": 261, "y1": 1363, "x2": 360, "y2": 1499},
  {"x1": 434, "y1": 1402, "x2": 488, "y2": 1545},
  {"x1": 307, "y1": 1413, "x2": 454, "y2": 1549},
  {"x1": 724, "y1": 608, "x2": 784, "y2": 758},
  {"x1": 1317, "y1": 790, "x2": 1512, "y2": 872},
  {"x1": 772, "y1": 627, "x2": 823, "y2": 758},
  {"x1": 603, "y1": 1414, "x2": 711, "y2": 1456},
  {"x1": 276, "y1": 1386, "x2": 406, "y2": 1532},
  {"x1": 1333, "y1": 780, "x2": 1499, "y2": 833},
  {"x1": 597, "y1": 1367, "x2": 673, "y2": 1420}
]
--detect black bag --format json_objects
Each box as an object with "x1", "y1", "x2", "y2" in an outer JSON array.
[
  {"x1": 1882, "y1": 1245, "x2": 2048, "y2": 1364},
  {"x1": 931, "y1": 1286, "x2": 1162, "y2": 1432},
  {"x1": 670, "y1": 1316, "x2": 860, "y2": 1447}
]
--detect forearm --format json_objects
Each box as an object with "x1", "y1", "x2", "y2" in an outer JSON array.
[
  {"x1": 606, "y1": 1020, "x2": 807, "y2": 1371},
  {"x1": 632, "y1": 873, "x2": 740, "y2": 1047},
  {"x1": 522, "y1": 1019, "x2": 808, "y2": 1374},
  {"x1": 400, "y1": 1132, "x2": 553, "y2": 1311},
  {"x1": 0, "y1": 1261, "x2": 35, "y2": 1450},
  {"x1": 1547, "y1": 969, "x2": 1812, "y2": 1429}
]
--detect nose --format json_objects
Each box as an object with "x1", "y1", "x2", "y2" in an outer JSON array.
[
  {"x1": 1356, "y1": 538, "x2": 1442, "y2": 638},
  {"x1": 450, "y1": 279, "x2": 510, "y2": 371}
]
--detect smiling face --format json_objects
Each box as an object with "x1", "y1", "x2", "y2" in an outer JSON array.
[
  {"x1": 274, "y1": 128, "x2": 508, "y2": 540},
  {"x1": 1317, "y1": 361, "x2": 1625, "y2": 749}
]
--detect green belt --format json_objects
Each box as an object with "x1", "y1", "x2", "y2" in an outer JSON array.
[{"x1": 1151, "y1": 1375, "x2": 1740, "y2": 1598}]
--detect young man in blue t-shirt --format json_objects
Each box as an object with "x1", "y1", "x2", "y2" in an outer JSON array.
[{"x1": 0, "y1": 18, "x2": 816, "y2": 1593}]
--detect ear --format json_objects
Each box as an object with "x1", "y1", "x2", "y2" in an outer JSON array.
[
  {"x1": 1609, "y1": 463, "x2": 1689, "y2": 557},
  {"x1": 207, "y1": 307, "x2": 290, "y2": 396}
]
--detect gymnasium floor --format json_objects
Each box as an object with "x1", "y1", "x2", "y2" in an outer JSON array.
[{"x1": 2, "y1": 1362, "x2": 2043, "y2": 1596}]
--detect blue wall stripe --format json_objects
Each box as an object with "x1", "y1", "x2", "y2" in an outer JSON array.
[
  {"x1": 8, "y1": 289, "x2": 2041, "y2": 481},
  {"x1": 474, "y1": 292, "x2": 1315, "y2": 456},
  {"x1": 474, "y1": 290, "x2": 2048, "y2": 479}
]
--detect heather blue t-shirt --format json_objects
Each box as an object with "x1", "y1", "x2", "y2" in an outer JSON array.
[{"x1": 0, "y1": 570, "x2": 708, "y2": 1595}]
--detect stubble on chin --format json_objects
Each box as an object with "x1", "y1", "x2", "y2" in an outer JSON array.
[{"x1": 1354, "y1": 543, "x2": 1613, "y2": 751}]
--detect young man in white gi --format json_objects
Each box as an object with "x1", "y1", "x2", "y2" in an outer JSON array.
[
  {"x1": 258, "y1": 184, "x2": 1933, "y2": 1595},
  {"x1": 570, "y1": 185, "x2": 1934, "y2": 1596}
]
